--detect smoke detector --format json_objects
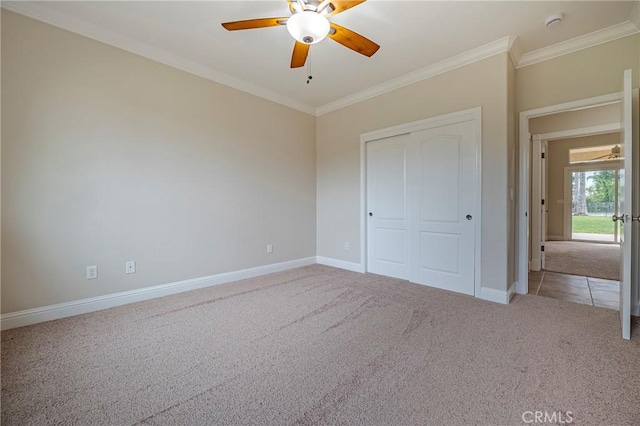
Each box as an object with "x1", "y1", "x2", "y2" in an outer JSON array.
[{"x1": 545, "y1": 13, "x2": 564, "y2": 27}]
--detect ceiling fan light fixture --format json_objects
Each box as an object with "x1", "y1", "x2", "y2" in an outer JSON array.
[{"x1": 286, "y1": 11, "x2": 330, "y2": 44}]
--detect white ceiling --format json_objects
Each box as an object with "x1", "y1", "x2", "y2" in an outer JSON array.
[{"x1": 4, "y1": 1, "x2": 639, "y2": 114}]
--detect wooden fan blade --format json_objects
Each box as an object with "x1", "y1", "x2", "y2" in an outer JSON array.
[
  {"x1": 328, "y1": 23, "x2": 380, "y2": 57},
  {"x1": 291, "y1": 41, "x2": 310, "y2": 68},
  {"x1": 325, "y1": 1, "x2": 367, "y2": 17},
  {"x1": 222, "y1": 17, "x2": 288, "y2": 31}
]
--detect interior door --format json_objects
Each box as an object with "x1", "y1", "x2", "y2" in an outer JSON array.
[
  {"x1": 366, "y1": 134, "x2": 410, "y2": 279},
  {"x1": 408, "y1": 121, "x2": 477, "y2": 295},
  {"x1": 618, "y1": 69, "x2": 632, "y2": 340}
]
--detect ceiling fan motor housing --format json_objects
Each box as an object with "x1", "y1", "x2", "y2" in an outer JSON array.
[{"x1": 286, "y1": 11, "x2": 330, "y2": 44}]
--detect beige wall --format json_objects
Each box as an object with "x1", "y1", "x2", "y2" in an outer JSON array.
[
  {"x1": 517, "y1": 35, "x2": 639, "y2": 113},
  {"x1": 529, "y1": 103, "x2": 620, "y2": 134},
  {"x1": 317, "y1": 54, "x2": 511, "y2": 292},
  {"x1": 1, "y1": 11, "x2": 317, "y2": 313},
  {"x1": 546, "y1": 133, "x2": 622, "y2": 239}
]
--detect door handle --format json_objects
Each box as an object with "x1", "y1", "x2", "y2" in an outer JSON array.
[
  {"x1": 613, "y1": 214, "x2": 625, "y2": 223},
  {"x1": 466, "y1": 214, "x2": 472, "y2": 220},
  {"x1": 369, "y1": 212, "x2": 373, "y2": 217}
]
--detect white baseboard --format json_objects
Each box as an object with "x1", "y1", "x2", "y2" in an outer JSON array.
[
  {"x1": 530, "y1": 257, "x2": 541, "y2": 271},
  {"x1": 1, "y1": 257, "x2": 316, "y2": 331},
  {"x1": 477, "y1": 285, "x2": 512, "y2": 305},
  {"x1": 547, "y1": 235, "x2": 564, "y2": 241},
  {"x1": 316, "y1": 256, "x2": 365, "y2": 273},
  {"x1": 508, "y1": 282, "x2": 517, "y2": 302},
  {"x1": 515, "y1": 278, "x2": 527, "y2": 295}
]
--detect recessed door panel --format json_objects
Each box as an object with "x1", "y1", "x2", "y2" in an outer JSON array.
[
  {"x1": 375, "y1": 146, "x2": 406, "y2": 220},
  {"x1": 420, "y1": 136, "x2": 461, "y2": 223},
  {"x1": 375, "y1": 228, "x2": 406, "y2": 264},
  {"x1": 419, "y1": 231, "x2": 460, "y2": 274}
]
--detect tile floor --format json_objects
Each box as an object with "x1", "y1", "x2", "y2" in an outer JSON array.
[{"x1": 528, "y1": 270, "x2": 620, "y2": 310}]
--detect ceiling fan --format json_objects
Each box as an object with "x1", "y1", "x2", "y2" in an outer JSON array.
[
  {"x1": 592, "y1": 145, "x2": 622, "y2": 160},
  {"x1": 221, "y1": 0, "x2": 380, "y2": 68}
]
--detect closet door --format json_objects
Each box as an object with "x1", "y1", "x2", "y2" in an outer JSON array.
[
  {"x1": 366, "y1": 134, "x2": 410, "y2": 279},
  {"x1": 408, "y1": 121, "x2": 477, "y2": 295}
]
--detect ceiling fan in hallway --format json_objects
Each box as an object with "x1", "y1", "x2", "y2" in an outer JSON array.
[
  {"x1": 221, "y1": 0, "x2": 380, "y2": 68},
  {"x1": 592, "y1": 145, "x2": 622, "y2": 160}
]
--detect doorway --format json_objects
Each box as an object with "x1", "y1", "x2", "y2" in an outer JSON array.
[
  {"x1": 519, "y1": 95, "x2": 625, "y2": 311},
  {"x1": 520, "y1": 71, "x2": 636, "y2": 340},
  {"x1": 540, "y1": 137, "x2": 623, "y2": 309}
]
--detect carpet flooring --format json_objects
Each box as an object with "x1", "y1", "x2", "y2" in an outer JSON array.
[
  {"x1": 2, "y1": 265, "x2": 639, "y2": 425},
  {"x1": 544, "y1": 241, "x2": 620, "y2": 280}
]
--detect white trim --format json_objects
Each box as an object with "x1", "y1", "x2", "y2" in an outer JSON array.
[
  {"x1": 477, "y1": 286, "x2": 512, "y2": 305},
  {"x1": 547, "y1": 235, "x2": 565, "y2": 241},
  {"x1": 316, "y1": 256, "x2": 365, "y2": 273},
  {"x1": 531, "y1": 257, "x2": 541, "y2": 271},
  {"x1": 317, "y1": 37, "x2": 512, "y2": 116},
  {"x1": 0, "y1": 257, "x2": 316, "y2": 330},
  {"x1": 507, "y1": 36, "x2": 524, "y2": 69},
  {"x1": 563, "y1": 168, "x2": 572, "y2": 241},
  {"x1": 360, "y1": 107, "x2": 483, "y2": 299},
  {"x1": 360, "y1": 137, "x2": 368, "y2": 272},
  {"x1": 361, "y1": 107, "x2": 481, "y2": 143},
  {"x1": 517, "y1": 93, "x2": 623, "y2": 296},
  {"x1": 517, "y1": 21, "x2": 640, "y2": 68},
  {"x1": 1, "y1": 2, "x2": 316, "y2": 116},
  {"x1": 531, "y1": 134, "x2": 542, "y2": 271},
  {"x1": 537, "y1": 123, "x2": 621, "y2": 142}
]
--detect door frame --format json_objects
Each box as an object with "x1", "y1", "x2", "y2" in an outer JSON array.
[
  {"x1": 360, "y1": 107, "x2": 482, "y2": 297},
  {"x1": 517, "y1": 91, "x2": 639, "y2": 317},
  {"x1": 530, "y1": 134, "x2": 544, "y2": 271}
]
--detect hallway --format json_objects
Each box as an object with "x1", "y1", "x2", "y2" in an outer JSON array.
[{"x1": 528, "y1": 270, "x2": 620, "y2": 310}]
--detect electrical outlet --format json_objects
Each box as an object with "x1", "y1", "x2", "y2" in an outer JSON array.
[
  {"x1": 86, "y1": 265, "x2": 98, "y2": 280},
  {"x1": 266, "y1": 244, "x2": 273, "y2": 254},
  {"x1": 344, "y1": 242, "x2": 350, "y2": 251},
  {"x1": 125, "y1": 260, "x2": 136, "y2": 274}
]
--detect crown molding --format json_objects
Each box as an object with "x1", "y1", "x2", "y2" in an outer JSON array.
[
  {"x1": 1, "y1": 2, "x2": 317, "y2": 116},
  {"x1": 507, "y1": 36, "x2": 523, "y2": 69},
  {"x1": 4, "y1": 2, "x2": 639, "y2": 118},
  {"x1": 517, "y1": 21, "x2": 640, "y2": 68},
  {"x1": 316, "y1": 36, "x2": 513, "y2": 116}
]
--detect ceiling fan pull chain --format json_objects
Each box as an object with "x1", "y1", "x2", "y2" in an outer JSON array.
[{"x1": 307, "y1": 51, "x2": 313, "y2": 84}]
